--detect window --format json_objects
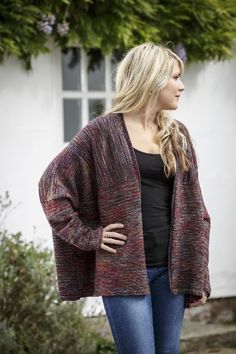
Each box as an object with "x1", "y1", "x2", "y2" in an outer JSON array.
[{"x1": 61, "y1": 47, "x2": 123, "y2": 142}]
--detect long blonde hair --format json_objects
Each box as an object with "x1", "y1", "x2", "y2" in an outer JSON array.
[{"x1": 105, "y1": 42, "x2": 191, "y2": 177}]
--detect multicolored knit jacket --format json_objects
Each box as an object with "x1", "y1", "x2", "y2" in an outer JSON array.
[{"x1": 38, "y1": 112, "x2": 211, "y2": 308}]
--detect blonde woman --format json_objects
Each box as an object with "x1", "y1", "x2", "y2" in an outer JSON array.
[{"x1": 38, "y1": 43, "x2": 211, "y2": 354}]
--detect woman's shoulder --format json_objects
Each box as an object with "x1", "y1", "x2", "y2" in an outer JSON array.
[
  {"x1": 174, "y1": 119, "x2": 197, "y2": 166},
  {"x1": 174, "y1": 119, "x2": 190, "y2": 136},
  {"x1": 74, "y1": 112, "x2": 118, "y2": 138},
  {"x1": 68, "y1": 112, "x2": 119, "y2": 153},
  {"x1": 174, "y1": 119, "x2": 196, "y2": 147}
]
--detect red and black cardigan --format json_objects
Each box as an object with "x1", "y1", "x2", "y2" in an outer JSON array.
[{"x1": 38, "y1": 112, "x2": 211, "y2": 308}]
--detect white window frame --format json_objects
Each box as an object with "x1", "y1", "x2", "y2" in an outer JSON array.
[{"x1": 62, "y1": 46, "x2": 116, "y2": 143}]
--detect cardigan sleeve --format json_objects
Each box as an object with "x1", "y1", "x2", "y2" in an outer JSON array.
[
  {"x1": 38, "y1": 145, "x2": 104, "y2": 251},
  {"x1": 178, "y1": 121, "x2": 211, "y2": 302},
  {"x1": 178, "y1": 120, "x2": 211, "y2": 220}
]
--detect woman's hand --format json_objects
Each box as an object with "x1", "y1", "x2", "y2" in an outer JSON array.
[
  {"x1": 189, "y1": 291, "x2": 208, "y2": 307},
  {"x1": 101, "y1": 223, "x2": 127, "y2": 253}
]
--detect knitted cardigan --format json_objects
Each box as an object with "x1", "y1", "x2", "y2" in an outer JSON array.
[{"x1": 38, "y1": 112, "x2": 211, "y2": 308}]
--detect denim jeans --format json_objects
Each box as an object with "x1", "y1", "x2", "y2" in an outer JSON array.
[{"x1": 102, "y1": 266, "x2": 185, "y2": 354}]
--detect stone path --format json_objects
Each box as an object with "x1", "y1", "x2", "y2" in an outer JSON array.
[
  {"x1": 86, "y1": 315, "x2": 236, "y2": 353},
  {"x1": 188, "y1": 350, "x2": 236, "y2": 354}
]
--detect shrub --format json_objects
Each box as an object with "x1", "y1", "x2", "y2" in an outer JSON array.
[{"x1": 0, "y1": 192, "x2": 115, "y2": 354}]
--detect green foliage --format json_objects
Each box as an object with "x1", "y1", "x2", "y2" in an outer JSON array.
[
  {"x1": 0, "y1": 0, "x2": 236, "y2": 69},
  {"x1": 95, "y1": 337, "x2": 116, "y2": 354},
  {"x1": 0, "y1": 1, "x2": 50, "y2": 70},
  {"x1": 0, "y1": 192, "x2": 115, "y2": 354},
  {"x1": 153, "y1": 0, "x2": 236, "y2": 62}
]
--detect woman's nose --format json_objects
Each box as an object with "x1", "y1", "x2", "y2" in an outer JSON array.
[{"x1": 179, "y1": 80, "x2": 185, "y2": 91}]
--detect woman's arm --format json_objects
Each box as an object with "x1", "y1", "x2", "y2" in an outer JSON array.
[
  {"x1": 38, "y1": 145, "x2": 104, "y2": 251},
  {"x1": 178, "y1": 121, "x2": 211, "y2": 304}
]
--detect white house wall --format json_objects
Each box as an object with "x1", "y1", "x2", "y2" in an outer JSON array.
[
  {"x1": 0, "y1": 46, "x2": 235, "y2": 305},
  {"x1": 0, "y1": 43, "x2": 63, "y2": 250},
  {"x1": 176, "y1": 59, "x2": 236, "y2": 299}
]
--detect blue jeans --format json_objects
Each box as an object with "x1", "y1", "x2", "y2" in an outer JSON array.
[{"x1": 102, "y1": 266, "x2": 185, "y2": 354}]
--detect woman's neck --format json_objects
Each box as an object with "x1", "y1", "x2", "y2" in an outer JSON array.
[{"x1": 123, "y1": 110, "x2": 158, "y2": 131}]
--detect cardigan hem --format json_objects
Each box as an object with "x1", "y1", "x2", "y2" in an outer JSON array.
[
  {"x1": 58, "y1": 291, "x2": 207, "y2": 310},
  {"x1": 57, "y1": 287, "x2": 207, "y2": 300},
  {"x1": 58, "y1": 289, "x2": 152, "y2": 301}
]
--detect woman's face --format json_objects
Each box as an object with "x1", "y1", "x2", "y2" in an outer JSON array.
[{"x1": 157, "y1": 61, "x2": 184, "y2": 110}]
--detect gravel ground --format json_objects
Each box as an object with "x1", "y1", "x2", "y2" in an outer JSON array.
[
  {"x1": 188, "y1": 349, "x2": 236, "y2": 354},
  {"x1": 86, "y1": 316, "x2": 236, "y2": 353}
]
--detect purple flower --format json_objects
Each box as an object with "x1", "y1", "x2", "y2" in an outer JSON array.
[
  {"x1": 37, "y1": 14, "x2": 69, "y2": 36},
  {"x1": 175, "y1": 43, "x2": 187, "y2": 63},
  {"x1": 57, "y1": 22, "x2": 69, "y2": 36},
  {"x1": 48, "y1": 14, "x2": 56, "y2": 25},
  {"x1": 37, "y1": 14, "x2": 56, "y2": 34},
  {"x1": 37, "y1": 21, "x2": 53, "y2": 34}
]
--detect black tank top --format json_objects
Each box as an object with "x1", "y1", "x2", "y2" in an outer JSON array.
[{"x1": 134, "y1": 148, "x2": 175, "y2": 267}]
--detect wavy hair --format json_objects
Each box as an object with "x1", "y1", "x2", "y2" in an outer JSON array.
[{"x1": 105, "y1": 42, "x2": 191, "y2": 177}]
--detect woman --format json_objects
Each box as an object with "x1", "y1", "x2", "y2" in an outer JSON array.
[{"x1": 38, "y1": 43, "x2": 211, "y2": 354}]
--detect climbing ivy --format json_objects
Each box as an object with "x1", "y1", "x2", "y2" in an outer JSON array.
[{"x1": 0, "y1": 0, "x2": 235, "y2": 70}]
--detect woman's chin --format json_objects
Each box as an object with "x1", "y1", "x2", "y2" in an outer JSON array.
[{"x1": 168, "y1": 105, "x2": 178, "y2": 111}]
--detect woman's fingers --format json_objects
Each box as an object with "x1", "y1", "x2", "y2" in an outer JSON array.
[
  {"x1": 101, "y1": 223, "x2": 127, "y2": 253},
  {"x1": 101, "y1": 244, "x2": 117, "y2": 254},
  {"x1": 104, "y1": 223, "x2": 124, "y2": 231},
  {"x1": 106, "y1": 231, "x2": 127, "y2": 241},
  {"x1": 190, "y1": 296, "x2": 207, "y2": 307},
  {"x1": 101, "y1": 234, "x2": 126, "y2": 253},
  {"x1": 103, "y1": 237, "x2": 125, "y2": 245}
]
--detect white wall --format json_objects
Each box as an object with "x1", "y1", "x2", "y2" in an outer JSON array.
[
  {"x1": 173, "y1": 58, "x2": 236, "y2": 298},
  {"x1": 0, "y1": 46, "x2": 235, "y2": 302},
  {"x1": 0, "y1": 41, "x2": 63, "y2": 250}
]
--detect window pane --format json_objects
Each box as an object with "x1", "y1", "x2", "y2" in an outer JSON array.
[
  {"x1": 87, "y1": 53, "x2": 105, "y2": 91},
  {"x1": 63, "y1": 99, "x2": 82, "y2": 142},
  {"x1": 89, "y1": 99, "x2": 105, "y2": 120},
  {"x1": 62, "y1": 48, "x2": 81, "y2": 91},
  {"x1": 111, "y1": 49, "x2": 125, "y2": 91}
]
